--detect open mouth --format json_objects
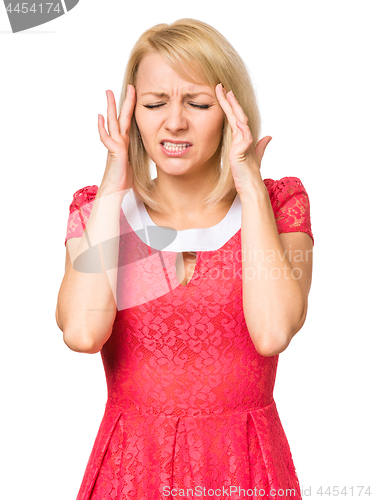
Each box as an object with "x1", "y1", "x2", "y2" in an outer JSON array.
[
  {"x1": 160, "y1": 141, "x2": 193, "y2": 156},
  {"x1": 161, "y1": 141, "x2": 192, "y2": 152}
]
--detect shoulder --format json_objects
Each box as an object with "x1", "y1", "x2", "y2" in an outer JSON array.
[
  {"x1": 68, "y1": 185, "x2": 99, "y2": 214},
  {"x1": 263, "y1": 176, "x2": 310, "y2": 207},
  {"x1": 263, "y1": 176, "x2": 314, "y2": 244},
  {"x1": 263, "y1": 176, "x2": 308, "y2": 197}
]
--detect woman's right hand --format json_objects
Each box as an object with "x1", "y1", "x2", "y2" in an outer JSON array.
[{"x1": 97, "y1": 85, "x2": 136, "y2": 195}]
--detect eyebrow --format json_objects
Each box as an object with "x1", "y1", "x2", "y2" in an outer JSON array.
[{"x1": 140, "y1": 92, "x2": 213, "y2": 98}]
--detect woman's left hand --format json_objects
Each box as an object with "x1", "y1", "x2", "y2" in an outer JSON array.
[{"x1": 216, "y1": 83, "x2": 272, "y2": 196}]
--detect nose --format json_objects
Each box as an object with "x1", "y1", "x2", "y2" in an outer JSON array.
[{"x1": 164, "y1": 102, "x2": 188, "y2": 133}]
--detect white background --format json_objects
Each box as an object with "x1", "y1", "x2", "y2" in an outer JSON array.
[{"x1": 1, "y1": 1, "x2": 372, "y2": 499}]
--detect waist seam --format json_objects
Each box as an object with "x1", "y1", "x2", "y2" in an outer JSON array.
[{"x1": 104, "y1": 399, "x2": 276, "y2": 418}]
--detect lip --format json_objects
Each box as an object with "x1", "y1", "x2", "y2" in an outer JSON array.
[
  {"x1": 160, "y1": 142, "x2": 192, "y2": 157},
  {"x1": 160, "y1": 139, "x2": 193, "y2": 145}
]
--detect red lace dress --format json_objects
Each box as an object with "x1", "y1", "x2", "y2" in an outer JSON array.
[{"x1": 64, "y1": 177, "x2": 314, "y2": 500}]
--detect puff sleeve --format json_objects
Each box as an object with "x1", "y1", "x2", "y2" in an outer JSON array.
[
  {"x1": 263, "y1": 176, "x2": 314, "y2": 245},
  {"x1": 64, "y1": 185, "x2": 99, "y2": 246}
]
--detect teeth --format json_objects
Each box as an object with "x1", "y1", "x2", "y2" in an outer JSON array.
[{"x1": 162, "y1": 141, "x2": 190, "y2": 151}]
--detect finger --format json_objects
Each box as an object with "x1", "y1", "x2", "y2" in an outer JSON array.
[
  {"x1": 226, "y1": 91, "x2": 249, "y2": 125},
  {"x1": 236, "y1": 119, "x2": 254, "y2": 153},
  {"x1": 215, "y1": 84, "x2": 240, "y2": 136},
  {"x1": 118, "y1": 84, "x2": 137, "y2": 138},
  {"x1": 106, "y1": 90, "x2": 122, "y2": 141},
  {"x1": 98, "y1": 113, "x2": 119, "y2": 151}
]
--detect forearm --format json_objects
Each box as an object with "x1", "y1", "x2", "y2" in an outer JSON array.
[
  {"x1": 240, "y1": 181, "x2": 305, "y2": 356},
  {"x1": 57, "y1": 187, "x2": 128, "y2": 353}
]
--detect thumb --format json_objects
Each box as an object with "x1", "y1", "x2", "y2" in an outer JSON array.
[{"x1": 254, "y1": 136, "x2": 272, "y2": 164}]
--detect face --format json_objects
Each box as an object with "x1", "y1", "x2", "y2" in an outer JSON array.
[{"x1": 134, "y1": 52, "x2": 225, "y2": 179}]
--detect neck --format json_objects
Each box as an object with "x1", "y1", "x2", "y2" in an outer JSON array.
[{"x1": 151, "y1": 152, "x2": 229, "y2": 217}]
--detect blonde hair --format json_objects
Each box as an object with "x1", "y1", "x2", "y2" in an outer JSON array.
[{"x1": 118, "y1": 18, "x2": 261, "y2": 212}]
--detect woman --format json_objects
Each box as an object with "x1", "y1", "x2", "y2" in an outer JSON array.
[{"x1": 56, "y1": 18, "x2": 314, "y2": 500}]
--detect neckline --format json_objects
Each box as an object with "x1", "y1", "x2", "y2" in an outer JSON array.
[
  {"x1": 119, "y1": 189, "x2": 243, "y2": 292},
  {"x1": 140, "y1": 192, "x2": 239, "y2": 232},
  {"x1": 131, "y1": 189, "x2": 242, "y2": 252}
]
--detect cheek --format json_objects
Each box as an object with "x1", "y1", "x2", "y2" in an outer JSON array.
[
  {"x1": 134, "y1": 109, "x2": 149, "y2": 144},
  {"x1": 203, "y1": 115, "x2": 224, "y2": 146},
  {"x1": 134, "y1": 106, "x2": 143, "y2": 132},
  {"x1": 135, "y1": 109, "x2": 158, "y2": 142}
]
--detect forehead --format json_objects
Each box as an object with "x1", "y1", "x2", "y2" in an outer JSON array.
[{"x1": 136, "y1": 52, "x2": 211, "y2": 93}]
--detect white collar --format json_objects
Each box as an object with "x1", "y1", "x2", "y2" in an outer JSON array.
[{"x1": 121, "y1": 189, "x2": 242, "y2": 252}]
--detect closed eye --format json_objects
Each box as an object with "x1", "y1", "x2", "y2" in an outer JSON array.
[{"x1": 143, "y1": 103, "x2": 211, "y2": 110}]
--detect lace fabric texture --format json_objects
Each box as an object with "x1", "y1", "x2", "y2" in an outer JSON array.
[{"x1": 64, "y1": 177, "x2": 314, "y2": 500}]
